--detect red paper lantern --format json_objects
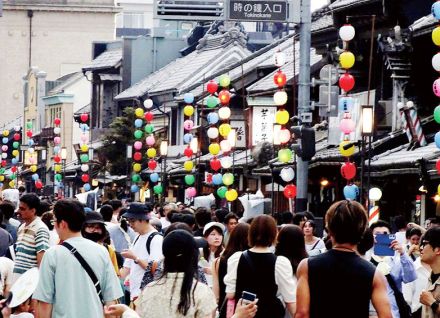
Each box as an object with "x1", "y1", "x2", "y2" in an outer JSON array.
[
  {"x1": 218, "y1": 90, "x2": 231, "y2": 105},
  {"x1": 35, "y1": 180, "x2": 43, "y2": 189},
  {"x1": 283, "y1": 184, "x2": 297, "y2": 199},
  {"x1": 81, "y1": 174, "x2": 90, "y2": 183},
  {"x1": 437, "y1": 159, "x2": 440, "y2": 174},
  {"x1": 11, "y1": 166, "x2": 17, "y2": 173},
  {"x1": 207, "y1": 80, "x2": 218, "y2": 94},
  {"x1": 273, "y1": 70, "x2": 287, "y2": 88},
  {"x1": 133, "y1": 152, "x2": 142, "y2": 161},
  {"x1": 339, "y1": 73, "x2": 355, "y2": 92},
  {"x1": 80, "y1": 113, "x2": 89, "y2": 123},
  {"x1": 54, "y1": 156, "x2": 61, "y2": 163},
  {"x1": 144, "y1": 112, "x2": 154, "y2": 122},
  {"x1": 54, "y1": 118, "x2": 61, "y2": 126},
  {"x1": 184, "y1": 147, "x2": 193, "y2": 158},
  {"x1": 148, "y1": 160, "x2": 157, "y2": 170},
  {"x1": 210, "y1": 158, "x2": 221, "y2": 171},
  {"x1": 1, "y1": 160, "x2": 6, "y2": 167},
  {"x1": 13, "y1": 133, "x2": 20, "y2": 141},
  {"x1": 26, "y1": 131, "x2": 33, "y2": 138},
  {"x1": 340, "y1": 162, "x2": 357, "y2": 180}
]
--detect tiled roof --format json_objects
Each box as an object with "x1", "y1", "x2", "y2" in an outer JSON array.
[
  {"x1": 82, "y1": 49, "x2": 122, "y2": 71},
  {"x1": 329, "y1": 0, "x2": 379, "y2": 11},
  {"x1": 311, "y1": 14, "x2": 334, "y2": 32}
]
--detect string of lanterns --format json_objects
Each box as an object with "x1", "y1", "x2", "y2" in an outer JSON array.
[
  {"x1": 183, "y1": 92, "x2": 197, "y2": 200},
  {"x1": 26, "y1": 121, "x2": 41, "y2": 190},
  {"x1": 10, "y1": 127, "x2": 21, "y2": 188},
  {"x1": 432, "y1": 2, "x2": 440, "y2": 191},
  {"x1": 1, "y1": 130, "x2": 12, "y2": 188},
  {"x1": 132, "y1": 104, "x2": 146, "y2": 193},
  {"x1": 52, "y1": 118, "x2": 63, "y2": 191},
  {"x1": 79, "y1": 113, "x2": 90, "y2": 191},
  {"x1": 338, "y1": 23, "x2": 359, "y2": 200}
]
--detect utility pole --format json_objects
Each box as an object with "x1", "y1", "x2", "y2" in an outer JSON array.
[{"x1": 296, "y1": 0, "x2": 312, "y2": 212}]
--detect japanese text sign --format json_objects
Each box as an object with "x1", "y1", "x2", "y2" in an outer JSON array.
[{"x1": 228, "y1": 0, "x2": 288, "y2": 22}]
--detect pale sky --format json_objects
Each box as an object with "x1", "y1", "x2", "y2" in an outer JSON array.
[{"x1": 311, "y1": 0, "x2": 330, "y2": 11}]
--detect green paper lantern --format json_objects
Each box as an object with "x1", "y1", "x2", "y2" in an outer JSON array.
[
  {"x1": 153, "y1": 184, "x2": 163, "y2": 194},
  {"x1": 222, "y1": 173, "x2": 234, "y2": 186},
  {"x1": 80, "y1": 154, "x2": 89, "y2": 163},
  {"x1": 12, "y1": 142, "x2": 19, "y2": 149},
  {"x1": 0, "y1": 168, "x2": 5, "y2": 174},
  {"x1": 278, "y1": 149, "x2": 292, "y2": 163},
  {"x1": 55, "y1": 174, "x2": 62, "y2": 182},
  {"x1": 145, "y1": 124, "x2": 154, "y2": 134},
  {"x1": 132, "y1": 174, "x2": 141, "y2": 183},
  {"x1": 26, "y1": 121, "x2": 32, "y2": 129},
  {"x1": 10, "y1": 174, "x2": 16, "y2": 180},
  {"x1": 134, "y1": 130, "x2": 143, "y2": 139},
  {"x1": 219, "y1": 74, "x2": 231, "y2": 87},
  {"x1": 435, "y1": 106, "x2": 440, "y2": 124},
  {"x1": 217, "y1": 186, "x2": 227, "y2": 199},
  {"x1": 184, "y1": 175, "x2": 195, "y2": 185},
  {"x1": 206, "y1": 96, "x2": 218, "y2": 108}
]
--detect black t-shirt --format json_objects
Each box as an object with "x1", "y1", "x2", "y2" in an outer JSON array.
[{"x1": 431, "y1": 272, "x2": 440, "y2": 284}]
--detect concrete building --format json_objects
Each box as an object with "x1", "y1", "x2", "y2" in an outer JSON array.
[{"x1": 0, "y1": 0, "x2": 118, "y2": 127}]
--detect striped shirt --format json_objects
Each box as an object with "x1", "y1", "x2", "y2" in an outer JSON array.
[{"x1": 13, "y1": 217, "x2": 49, "y2": 274}]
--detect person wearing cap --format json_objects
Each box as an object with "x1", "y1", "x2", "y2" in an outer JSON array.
[
  {"x1": 81, "y1": 211, "x2": 119, "y2": 275},
  {"x1": 200, "y1": 222, "x2": 225, "y2": 287},
  {"x1": 120, "y1": 203, "x2": 163, "y2": 302}
]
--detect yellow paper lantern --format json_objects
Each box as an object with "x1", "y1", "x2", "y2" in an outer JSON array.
[
  {"x1": 54, "y1": 164, "x2": 62, "y2": 173},
  {"x1": 0, "y1": 176, "x2": 4, "y2": 182},
  {"x1": 225, "y1": 189, "x2": 238, "y2": 201},
  {"x1": 135, "y1": 107, "x2": 144, "y2": 118},
  {"x1": 438, "y1": 184, "x2": 440, "y2": 195},
  {"x1": 219, "y1": 123, "x2": 231, "y2": 137},
  {"x1": 80, "y1": 144, "x2": 89, "y2": 152},
  {"x1": 12, "y1": 150, "x2": 19, "y2": 157},
  {"x1": 30, "y1": 165, "x2": 37, "y2": 173},
  {"x1": 184, "y1": 160, "x2": 194, "y2": 171},
  {"x1": 133, "y1": 163, "x2": 142, "y2": 172},
  {"x1": 275, "y1": 110, "x2": 289, "y2": 125},
  {"x1": 339, "y1": 51, "x2": 355, "y2": 69},
  {"x1": 9, "y1": 181, "x2": 15, "y2": 188},
  {"x1": 433, "y1": 27, "x2": 440, "y2": 46},
  {"x1": 2, "y1": 130, "x2": 9, "y2": 137},
  {"x1": 339, "y1": 141, "x2": 355, "y2": 157},
  {"x1": 146, "y1": 148, "x2": 157, "y2": 158},
  {"x1": 209, "y1": 143, "x2": 220, "y2": 155},
  {"x1": 183, "y1": 105, "x2": 194, "y2": 117},
  {"x1": 219, "y1": 74, "x2": 231, "y2": 87}
]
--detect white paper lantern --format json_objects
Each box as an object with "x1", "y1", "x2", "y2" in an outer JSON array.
[
  {"x1": 339, "y1": 24, "x2": 355, "y2": 42},
  {"x1": 274, "y1": 91, "x2": 288, "y2": 106},
  {"x1": 220, "y1": 140, "x2": 232, "y2": 152},
  {"x1": 53, "y1": 127, "x2": 61, "y2": 135},
  {"x1": 28, "y1": 148, "x2": 34, "y2": 154},
  {"x1": 1, "y1": 153, "x2": 7, "y2": 159},
  {"x1": 14, "y1": 126, "x2": 21, "y2": 132},
  {"x1": 433, "y1": 53, "x2": 440, "y2": 72},
  {"x1": 81, "y1": 164, "x2": 89, "y2": 172},
  {"x1": 207, "y1": 127, "x2": 219, "y2": 139},
  {"x1": 273, "y1": 51, "x2": 286, "y2": 67},
  {"x1": 279, "y1": 129, "x2": 291, "y2": 144},
  {"x1": 218, "y1": 106, "x2": 231, "y2": 120},
  {"x1": 280, "y1": 167, "x2": 295, "y2": 182},
  {"x1": 143, "y1": 99, "x2": 153, "y2": 109},
  {"x1": 369, "y1": 187, "x2": 382, "y2": 201},
  {"x1": 221, "y1": 156, "x2": 233, "y2": 169}
]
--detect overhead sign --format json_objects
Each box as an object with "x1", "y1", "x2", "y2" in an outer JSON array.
[
  {"x1": 252, "y1": 107, "x2": 276, "y2": 146},
  {"x1": 227, "y1": 0, "x2": 288, "y2": 22}
]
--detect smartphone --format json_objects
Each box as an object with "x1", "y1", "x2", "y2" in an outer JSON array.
[
  {"x1": 374, "y1": 233, "x2": 396, "y2": 256},
  {"x1": 241, "y1": 291, "x2": 257, "y2": 305}
]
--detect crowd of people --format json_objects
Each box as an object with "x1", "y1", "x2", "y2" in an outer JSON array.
[{"x1": 0, "y1": 192, "x2": 439, "y2": 318}]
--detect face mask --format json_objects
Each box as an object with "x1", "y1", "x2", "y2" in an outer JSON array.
[{"x1": 83, "y1": 231, "x2": 104, "y2": 242}]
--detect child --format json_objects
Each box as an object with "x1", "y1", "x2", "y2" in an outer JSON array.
[{"x1": 10, "y1": 297, "x2": 33, "y2": 318}]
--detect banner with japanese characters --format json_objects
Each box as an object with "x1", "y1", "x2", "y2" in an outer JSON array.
[{"x1": 252, "y1": 107, "x2": 276, "y2": 146}]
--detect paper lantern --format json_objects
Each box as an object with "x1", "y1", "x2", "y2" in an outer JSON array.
[
  {"x1": 32, "y1": 174, "x2": 39, "y2": 181},
  {"x1": 28, "y1": 148, "x2": 35, "y2": 154},
  {"x1": 53, "y1": 155, "x2": 61, "y2": 163},
  {"x1": 339, "y1": 24, "x2": 355, "y2": 41},
  {"x1": 144, "y1": 112, "x2": 154, "y2": 122},
  {"x1": 222, "y1": 173, "x2": 234, "y2": 186},
  {"x1": 207, "y1": 80, "x2": 218, "y2": 94},
  {"x1": 13, "y1": 133, "x2": 20, "y2": 141},
  {"x1": 132, "y1": 174, "x2": 141, "y2": 183},
  {"x1": 275, "y1": 110, "x2": 289, "y2": 125},
  {"x1": 147, "y1": 148, "x2": 157, "y2": 158},
  {"x1": 206, "y1": 96, "x2": 218, "y2": 108},
  {"x1": 433, "y1": 1, "x2": 440, "y2": 20},
  {"x1": 278, "y1": 148, "x2": 292, "y2": 163},
  {"x1": 339, "y1": 118, "x2": 355, "y2": 134},
  {"x1": 12, "y1": 142, "x2": 19, "y2": 149},
  {"x1": 369, "y1": 187, "x2": 382, "y2": 201},
  {"x1": 82, "y1": 183, "x2": 91, "y2": 191},
  {"x1": 143, "y1": 99, "x2": 153, "y2": 109},
  {"x1": 339, "y1": 73, "x2": 355, "y2": 92},
  {"x1": 1, "y1": 145, "x2": 7, "y2": 152},
  {"x1": 81, "y1": 174, "x2": 90, "y2": 183},
  {"x1": 343, "y1": 184, "x2": 358, "y2": 200},
  {"x1": 212, "y1": 173, "x2": 223, "y2": 185},
  {"x1": 340, "y1": 51, "x2": 355, "y2": 69},
  {"x1": 209, "y1": 143, "x2": 220, "y2": 155},
  {"x1": 184, "y1": 120, "x2": 194, "y2": 131},
  {"x1": 186, "y1": 187, "x2": 197, "y2": 198},
  {"x1": 26, "y1": 121, "x2": 32, "y2": 129},
  {"x1": 1, "y1": 160, "x2": 6, "y2": 167},
  {"x1": 273, "y1": 51, "x2": 286, "y2": 67},
  {"x1": 153, "y1": 184, "x2": 163, "y2": 194},
  {"x1": 207, "y1": 112, "x2": 219, "y2": 125},
  {"x1": 133, "y1": 152, "x2": 142, "y2": 161},
  {"x1": 150, "y1": 173, "x2": 159, "y2": 183},
  {"x1": 219, "y1": 123, "x2": 231, "y2": 137},
  {"x1": 135, "y1": 108, "x2": 144, "y2": 118},
  {"x1": 184, "y1": 147, "x2": 193, "y2": 158},
  {"x1": 185, "y1": 175, "x2": 195, "y2": 185},
  {"x1": 34, "y1": 181, "x2": 42, "y2": 189},
  {"x1": 219, "y1": 74, "x2": 231, "y2": 87},
  {"x1": 218, "y1": 90, "x2": 231, "y2": 105},
  {"x1": 280, "y1": 167, "x2": 295, "y2": 182},
  {"x1": 54, "y1": 118, "x2": 61, "y2": 126},
  {"x1": 11, "y1": 158, "x2": 18, "y2": 164},
  {"x1": 283, "y1": 184, "x2": 297, "y2": 199},
  {"x1": 28, "y1": 139, "x2": 34, "y2": 146},
  {"x1": 184, "y1": 93, "x2": 194, "y2": 104},
  {"x1": 2, "y1": 130, "x2": 9, "y2": 137},
  {"x1": 183, "y1": 133, "x2": 193, "y2": 144},
  {"x1": 207, "y1": 127, "x2": 219, "y2": 139},
  {"x1": 80, "y1": 113, "x2": 89, "y2": 122},
  {"x1": 220, "y1": 140, "x2": 232, "y2": 152},
  {"x1": 146, "y1": 135, "x2": 155, "y2": 146},
  {"x1": 437, "y1": 159, "x2": 440, "y2": 175},
  {"x1": 134, "y1": 119, "x2": 143, "y2": 128},
  {"x1": 434, "y1": 79, "x2": 440, "y2": 97},
  {"x1": 53, "y1": 127, "x2": 61, "y2": 135},
  {"x1": 131, "y1": 185, "x2": 140, "y2": 193},
  {"x1": 145, "y1": 124, "x2": 154, "y2": 134},
  {"x1": 433, "y1": 27, "x2": 440, "y2": 46},
  {"x1": 133, "y1": 163, "x2": 142, "y2": 172},
  {"x1": 80, "y1": 134, "x2": 89, "y2": 143},
  {"x1": 435, "y1": 106, "x2": 440, "y2": 124},
  {"x1": 433, "y1": 53, "x2": 440, "y2": 72},
  {"x1": 217, "y1": 186, "x2": 227, "y2": 198},
  {"x1": 80, "y1": 154, "x2": 89, "y2": 163},
  {"x1": 184, "y1": 160, "x2": 194, "y2": 171},
  {"x1": 80, "y1": 144, "x2": 89, "y2": 153},
  {"x1": 14, "y1": 126, "x2": 20, "y2": 132},
  {"x1": 221, "y1": 156, "x2": 233, "y2": 169},
  {"x1": 26, "y1": 131, "x2": 33, "y2": 138},
  {"x1": 184, "y1": 105, "x2": 195, "y2": 117},
  {"x1": 341, "y1": 162, "x2": 356, "y2": 180},
  {"x1": 225, "y1": 189, "x2": 238, "y2": 202},
  {"x1": 81, "y1": 164, "x2": 89, "y2": 172},
  {"x1": 134, "y1": 141, "x2": 143, "y2": 150},
  {"x1": 54, "y1": 137, "x2": 61, "y2": 144},
  {"x1": 279, "y1": 129, "x2": 291, "y2": 144},
  {"x1": 54, "y1": 164, "x2": 62, "y2": 173},
  {"x1": 436, "y1": 132, "x2": 440, "y2": 148},
  {"x1": 274, "y1": 70, "x2": 287, "y2": 88},
  {"x1": 80, "y1": 124, "x2": 89, "y2": 132},
  {"x1": 339, "y1": 141, "x2": 355, "y2": 157},
  {"x1": 11, "y1": 166, "x2": 17, "y2": 173},
  {"x1": 218, "y1": 107, "x2": 231, "y2": 120},
  {"x1": 148, "y1": 160, "x2": 157, "y2": 170},
  {"x1": 210, "y1": 158, "x2": 221, "y2": 171},
  {"x1": 274, "y1": 91, "x2": 288, "y2": 106},
  {"x1": 339, "y1": 97, "x2": 354, "y2": 112}
]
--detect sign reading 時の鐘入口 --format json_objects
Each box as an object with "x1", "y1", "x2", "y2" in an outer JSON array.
[{"x1": 228, "y1": 0, "x2": 288, "y2": 22}]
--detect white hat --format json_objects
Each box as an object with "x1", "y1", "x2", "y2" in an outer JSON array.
[
  {"x1": 9, "y1": 267, "x2": 39, "y2": 308},
  {"x1": 203, "y1": 221, "x2": 225, "y2": 236}
]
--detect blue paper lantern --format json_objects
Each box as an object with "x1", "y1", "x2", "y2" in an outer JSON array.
[
  {"x1": 435, "y1": 132, "x2": 440, "y2": 149},
  {"x1": 183, "y1": 133, "x2": 193, "y2": 144},
  {"x1": 0, "y1": 183, "x2": 4, "y2": 188},
  {"x1": 32, "y1": 173, "x2": 39, "y2": 181},
  {"x1": 343, "y1": 184, "x2": 358, "y2": 200},
  {"x1": 83, "y1": 183, "x2": 91, "y2": 191},
  {"x1": 28, "y1": 139, "x2": 34, "y2": 147},
  {"x1": 131, "y1": 184, "x2": 139, "y2": 193},
  {"x1": 212, "y1": 173, "x2": 223, "y2": 185},
  {"x1": 184, "y1": 93, "x2": 194, "y2": 104},
  {"x1": 80, "y1": 124, "x2": 89, "y2": 132},
  {"x1": 54, "y1": 146, "x2": 60, "y2": 154},
  {"x1": 134, "y1": 119, "x2": 143, "y2": 128},
  {"x1": 207, "y1": 112, "x2": 219, "y2": 125},
  {"x1": 11, "y1": 158, "x2": 18, "y2": 165},
  {"x1": 433, "y1": 1, "x2": 440, "y2": 20},
  {"x1": 338, "y1": 97, "x2": 354, "y2": 112},
  {"x1": 2, "y1": 138, "x2": 8, "y2": 144},
  {"x1": 150, "y1": 172, "x2": 159, "y2": 183}
]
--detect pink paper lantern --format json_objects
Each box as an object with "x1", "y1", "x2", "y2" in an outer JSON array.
[
  {"x1": 339, "y1": 118, "x2": 355, "y2": 134},
  {"x1": 29, "y1": 157, "x2": 35, "y2": 164},
  {"x1": 146, "y1": 135, "x2": 155, "y2": 146},
  {"x1": 80, "y1": 134, "x2": 89, "y2": 143},
  {"x1": 1, "y1": 145, "x2": 7, "y2": 152},
  {"x1": 186, "y1": 187, "x2": 197, "y2": 198},
  {"x1": 434, "y1": 78, "x2": 440, "y2": 97},
  {"x1": 54, "y1": 137, "x2": 61, "y2": 144},
  {"x1": 183, "y1": 120, "x2": 194, "y2": 131},
  {"x1": 134, "y1": 141, "x2": 143, "y2": 150}
]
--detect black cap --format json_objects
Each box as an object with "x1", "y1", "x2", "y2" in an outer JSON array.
[
  {"x1": 163, "y1": 230, "x2": 197, "y2": 260},
  {"x1": 84, "y1": 211, "x2": 105, "y2": 225},
  {"x1": 122, "y1": 203, "x2": 150, "y2": 220}
]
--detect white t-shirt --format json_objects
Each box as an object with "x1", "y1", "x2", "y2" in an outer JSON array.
[
  {"x1": 123, "y1": 230, "x2": 163, "y2": 299},
  {"x1": 0, "y1": 257, "x2": 14, "y2": 296},
  {"x1": 11, "y1": 313, "x2": 34, "y2": 318},
  {"x1": 305, "y1": 238, "x2": 326, "y2": 253}
]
